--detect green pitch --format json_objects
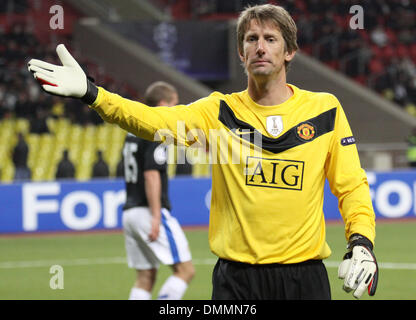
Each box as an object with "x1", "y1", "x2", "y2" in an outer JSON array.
[{"x1": 0, "y1": 221, "x2": 415, "y2": 300}]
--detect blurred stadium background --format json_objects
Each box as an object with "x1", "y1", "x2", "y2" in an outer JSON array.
[
  {"x1": 1, "y1": 0, "x2": 416, "y2": 182},
  {"x1": 0, "y1": 0, "x2": 416, "y2": 300}
]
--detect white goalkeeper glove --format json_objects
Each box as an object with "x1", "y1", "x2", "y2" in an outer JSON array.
[
  {"x1": 27, "y1": 44, "x2": 97, "y2": 104},
  {"x1": 338, "y1": 234, "x2": 378, "y2": 299}
]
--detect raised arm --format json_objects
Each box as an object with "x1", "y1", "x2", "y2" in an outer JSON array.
[{"x1": 28, "y1": 44, "x2": 214, "y2": 146}]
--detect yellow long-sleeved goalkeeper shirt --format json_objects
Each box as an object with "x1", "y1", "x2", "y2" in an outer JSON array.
[{"x1": 91, "y1": 83, "x2": 375, "y2": 264}]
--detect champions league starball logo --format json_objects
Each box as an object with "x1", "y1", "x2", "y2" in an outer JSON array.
[{"x1": 153, "y1": 22, "x2": 178, "y2": 65}]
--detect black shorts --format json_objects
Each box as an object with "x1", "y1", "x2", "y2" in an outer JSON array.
[{"x1": 212, "y1": 258, "x2": 331, "y2": 300}]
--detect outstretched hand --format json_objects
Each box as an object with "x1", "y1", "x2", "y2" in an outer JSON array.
[{"x1": 28, "y1": 44, "x2": 88, "y2": 98}]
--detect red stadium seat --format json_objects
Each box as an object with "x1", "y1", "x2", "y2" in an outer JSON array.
[
  {"x1": 385, "y1": 28, "x2": 397, "y2": 44},
  {"x1": 354, "y1": 75, "x2": 367, "y2": 85},
  {"x1": 326, "y1": 60, "x2": 339, "y2": 70},
  {"x1": 370, "y1": 45, "x2": 383, "y2": 59},
  {"x1": 358, "y1": 29, "x2": 370, "y2": 42},
  {"x1": 381, "y1": 46, "x2": 395, "y2": 63},
  {"x1": 369, "y1": 59, "x2": 384, "y2": 75},
  {"x1": 410, "y1": 44, "x2": 416, "y2": 63},
  {"x1": 397, "y1": 44, "x2": 409, "y2": 59},
  {"x1": 295, "y1": 0, "x2": 306, "y2": 11}
]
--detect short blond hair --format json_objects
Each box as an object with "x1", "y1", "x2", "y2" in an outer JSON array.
[
  {"x1": 237, "y1": 4, "x2": 298, "y2": 71},
  {"x1": 144, "y1": 81, "x2": 177, "y2": 107}
]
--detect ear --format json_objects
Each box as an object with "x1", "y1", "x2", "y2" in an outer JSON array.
[
  {"x1": 238, "y1": 46, "x2": 245, "y2": 63},
  {"x1": 285, "y1": 50, "x2": 296, "y2": 63}
]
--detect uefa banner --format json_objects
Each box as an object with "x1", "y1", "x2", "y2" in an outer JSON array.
[
  {"x1": 0, "y1": 177, "x2": 211, "y2": 234},
  {"x1": 1, "y1": 171, "x2": 416, "y2": 234}
]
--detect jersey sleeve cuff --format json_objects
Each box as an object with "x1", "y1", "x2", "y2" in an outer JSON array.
[
  {"x1": 89, "y1": 86, "x2": 105, "y2": 108},
  {"x1": 346, "y1": 223, "x2": 375, "y2": 248}
]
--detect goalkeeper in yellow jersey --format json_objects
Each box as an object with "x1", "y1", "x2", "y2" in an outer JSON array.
[{"x1": 28, "y1": 4, "x2": 377, "y2": 300}]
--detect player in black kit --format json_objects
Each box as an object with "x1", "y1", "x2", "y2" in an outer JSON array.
[{"x1": 121, "y1": 82, "x2": 195, "y2": 300}]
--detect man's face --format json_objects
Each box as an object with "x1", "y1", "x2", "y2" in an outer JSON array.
[{"x1": 239, "y1": 19, "x2": 295, "y2": 79}]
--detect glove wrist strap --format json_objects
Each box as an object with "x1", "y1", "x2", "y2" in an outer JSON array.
[
  {"x1": 348, "y1": 233, "x2": 374, "y2": 251},
  {"x1": 81, "y1": 80, "x2": 98, "y2": 105}
]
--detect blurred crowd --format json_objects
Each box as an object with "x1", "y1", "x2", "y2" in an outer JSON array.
[
  {"x1": 0, "y1": 0, "x2": 27, "y2": 14},
  {"x1": 0, "y1": 17, "x2": 137, "y2": 134},
  {"x1": 0, "y1": 1, "x2": 142, "y2": 182},
  {"x1": 1, "y1": 1, "x2": 415, "y2": 128},
  {"x1": 156, "y1": 0, "x2": 416, "y2": 111},
  {"x1": 294, "y1": 0, "x2": 416, "y2": 111}
]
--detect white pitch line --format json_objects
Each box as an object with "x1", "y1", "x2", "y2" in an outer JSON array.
[
  {"x1": 0, "y1": 258, "x2": 415, "y2": 270},
  {"x1": 324, "y1": 261, "x2": 416, "y2": 270},
  {"x1": 0, "y1": 257, "x2": 127, "y2": 269}
]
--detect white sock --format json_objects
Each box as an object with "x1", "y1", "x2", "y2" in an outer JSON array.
[
  {"x1": 157, "y1": 275, "x2": 188, "y2": 300},
  {"x1": 129, "y1": 287, "x2": 151, "y2": 300}
]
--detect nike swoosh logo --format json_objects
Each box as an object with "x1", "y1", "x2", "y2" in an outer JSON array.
[{"x1": 234, "y1": 128, "x2": 254, "y2": 135}]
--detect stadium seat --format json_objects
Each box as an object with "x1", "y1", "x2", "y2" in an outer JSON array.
[
  {"x1": 1, "y1": 0, "x2": 415, "y2": 183},
  {"x1": 26, "y1": 133, "x2": 40, "y2": 170},
  {"x1": 15, "y1": 118, "x2": 29, "y2": 135},
  {"x1": 0, "y1": 120, "x2": 14, "y2": 182},
  {"x1": 1, "y1": 161, "x2": 14, "y2": 183},
  {"x1": 382, "y1": 89, "x2": 395, "y2": 101},
  {"x1": 381, "y1": 46, "x2": 395, "y2": 63},
  {"x1": 354, "y1": 75, "x2": 367, "y2": 86},
  {"x1": 410, "y1": 44, "x2": 416, "y2": 63},
  {"x1": 385, "y1": 28, "x2": 397, "y2": 44},
  {"x1": 369, "y1": 59, "x2": 384, "y2": 75},
  {"x1": 405, "y1": 104, "x2": 416, "y2": 117},
  {"x1": 397, "y1": 44, "x2": 409, "y2": 59},
  {"x1": 29, "y1": 134, "x2": 54, "y2": 181}
]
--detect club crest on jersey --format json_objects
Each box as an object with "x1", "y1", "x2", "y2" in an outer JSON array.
[
  {"x1": 296, "y1": 122, "x2": 316, "y2": 141},
  {"x1": 266, "y1": 115, "x2": 283, "y2": 137},
  {"x1": 153, "y1": 145, "x2": 167, "y2": 165}
]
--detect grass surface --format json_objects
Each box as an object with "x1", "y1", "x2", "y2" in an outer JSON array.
[{"x1": 0, "y1": 221, "x2": 415, "y2": 300}]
